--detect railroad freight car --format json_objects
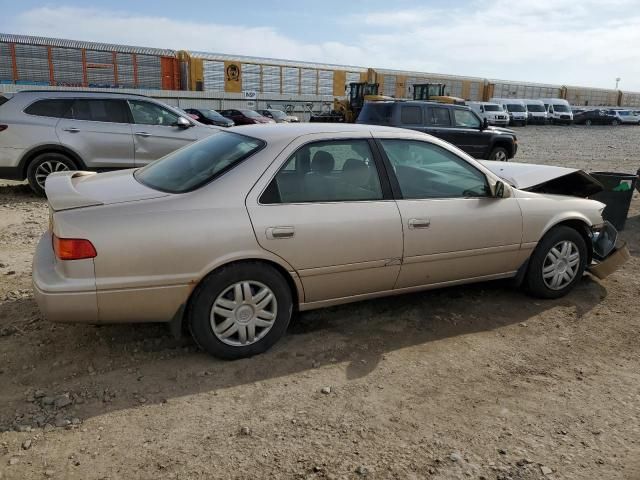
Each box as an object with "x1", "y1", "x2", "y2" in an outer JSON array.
[
  {"x1": 179, "y1": 50, "x2": 366, "y2": 96},
  {"x1": 0, "y1": 34, "x2": 179, "y2": 89},
  {"x1": 367, "y1": 67, "x2": 485, "y2": 101},
  {"x1": 486, "y1": 79, "x2": 562, "y2": 101},
  {"x1": 564, "y1": 85, "x2": 619, "y2": 107}
]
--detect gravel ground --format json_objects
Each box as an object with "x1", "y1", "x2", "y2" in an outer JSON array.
[{"x1": 0, "y1": 125, "x2": 639, "y2": 480}]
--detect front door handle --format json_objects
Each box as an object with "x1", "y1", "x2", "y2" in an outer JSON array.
[
  {"x1": 135, "y1": 131, "x2": 152, "y2": 137},
  {"x1": 63, "y1": 127, "x2": 80, "y2": 133},
  {"x1": 408, "y1": 218, "x2": 431, "y2": 229},
  {"x1": 266, "y1": 226, "x2": 295, "y2": 239}
]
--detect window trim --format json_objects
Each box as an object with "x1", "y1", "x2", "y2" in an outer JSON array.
[
  {"x1": 257, "y1": 137, "x2": 393, "y2": 205},
  {"x1": 373, "y1": 138, "x2": 490, "y2": 201}
]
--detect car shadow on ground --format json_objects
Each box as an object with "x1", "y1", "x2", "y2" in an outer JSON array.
[{"x1": 0, "y1": 273, "x2": 607, "y2": 430}]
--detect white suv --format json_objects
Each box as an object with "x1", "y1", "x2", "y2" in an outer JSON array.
[{"x1": 0, "y1": 90, "x2": 218, "y2": 194}]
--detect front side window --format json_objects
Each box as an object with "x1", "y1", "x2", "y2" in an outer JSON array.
[
  {"x1": 401, "y1": 106, "x2": 423, "y2": 124},
  {"x1": 129, "y1": 100, "x2": 179, "y2": 126},
  {"x1": 261, "y1": 139, "x2": 383, "y2": 204},
  {"x1": 453, "y1": 109, "x2": 481, "y2": 128},
  {"x1": 24, "y1": 99, "x2": 73, "y2": 118},
  {"x1": 380, "y1": 139, "x2": 489, "y2": 199},
  {"x1": 70, "y1": 99, "x2": 129, "y2": 123},
  {"x1": 427, "y1": 107, "x2": 451, "y2": 126},
  {"x1": 135, "y1": 131, "x2": 264, "y2": 193}
]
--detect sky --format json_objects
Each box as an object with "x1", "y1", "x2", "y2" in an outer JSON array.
[{"x1": 1, "y1": 0, "x2": 640, "y2": 91}]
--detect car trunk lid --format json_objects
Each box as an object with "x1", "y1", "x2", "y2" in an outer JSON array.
[
  {"x1": 480, "y1": 160, "x2": 604, "y2": 198},
  {"x1": 45, "y1": 169, "x2": 169, "y2": 211}
]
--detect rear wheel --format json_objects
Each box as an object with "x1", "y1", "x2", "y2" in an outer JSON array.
[
  {"x1": 612, "y1": 119, "x2": 620, "y2": 126},
  {"x1": 524, "y1": 226, "x2": 587, "y2": 299},
  {"x1": 188, "y1": 262, "x2": 293, "y2": 359},
  {"x1": 26, "y1": 152, "x2": 77, "y2": 196},
  {"x1": 488, "y1": 146, "x2": 509, "y2": 161},
  {"x1": 585, "y1": 119, "x2": 592, "y2": 126}
]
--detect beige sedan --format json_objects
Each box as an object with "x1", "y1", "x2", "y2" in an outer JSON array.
[{"x1": 33, "y1": 124, "x2": 627, "y2": 359}]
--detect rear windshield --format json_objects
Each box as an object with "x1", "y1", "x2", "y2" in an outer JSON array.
[
  {"x1": 526, "y1": 104, "x2": 545, "y2": 112},
  {"x1": 134, "y1": 131, "x2": 265, "y2": 193},
  {"x1": 357, "y1": 103, "x2": 394, "y2": 125},
  {"x1": 241, "y1": 110, "x2": 262, "y2": 118}
]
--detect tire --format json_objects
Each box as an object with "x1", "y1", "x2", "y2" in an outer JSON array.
[
  {"x1": 488, "y1": 146, "x2": 509, "y2": 162},
  {"x1": 524, "y1": 226, "x2": 588, "y2": 299},
  {"x1": 612, "y1": 119, "x2": 619, "y2": 126},
  {"x1": 585, "y1": 119, "x2": 592, "y2": 126},
  {"x1": 188, "y1": 262, "x2": 293, "y2": 360},
  {"x1": 26, "y1": 152, "x2": 77, "y2": 196}
]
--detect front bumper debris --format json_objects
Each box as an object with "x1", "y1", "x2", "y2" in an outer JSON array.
[{"x1": 587, "y1": 221, "x2": 630, "y2": 279}]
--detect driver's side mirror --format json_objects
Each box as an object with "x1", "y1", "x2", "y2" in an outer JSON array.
[
  {"x1": 493, "y1": 180, "x2": 506, "y2": 198},
  {"x1": 481, "y1": 117, "x2": 489, "y2": 130},
  {"x1": 176, "y1": 116, "x2": 192, "y2": 128}
]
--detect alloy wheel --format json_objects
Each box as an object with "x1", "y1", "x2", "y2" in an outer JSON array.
[{"x1": 34, "y1": 160, "x2": 70, "y2": 189}]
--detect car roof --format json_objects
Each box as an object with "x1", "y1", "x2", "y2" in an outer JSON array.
[
  {"x1": 12, "y1": 90, "x2": 152, "y2": 100},
  {"x1": 228, "y1": 122, "x2": 408, "y2": 141}
]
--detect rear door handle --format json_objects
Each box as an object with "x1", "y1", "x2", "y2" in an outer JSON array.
[
  {"x1": 408, "y1": 218, "x2": 431, "y2": 229},
  {"x1": 63, "y1": 127, "x2": 80, "y2": 133},
  {"x1": 135, "y1": 131, "x2": 152, "y2": 137},
  {"x1": 266, "y1": 226, "x2": 295, "y2": 239}
]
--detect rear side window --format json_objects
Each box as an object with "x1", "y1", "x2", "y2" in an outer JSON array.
[
  {"x1": 357, "y1": 103, "x2": 393, "y2": 125},
  {"x1": 426, "y1": 107, "x2": 451, "y2": 126},
  {"x1": 134, "y1": 131, "x2": 264, "y2": 193},
  {"x1": 401, "y1": 106, "x2": 423, "y2": 124},
  {"x1": 24, "y1": 99, "x2": 73, "y2": 118},
  {"x1": 70, "y1": 99, "x2": 129, "y2": 123},
  {"x1": 0, "y1": 95, "x2": 9, "y2": 107}
]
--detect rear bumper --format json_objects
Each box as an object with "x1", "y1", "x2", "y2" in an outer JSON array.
[{"x1": 32, "y1": 232, "x2": 98, "y2": 323}]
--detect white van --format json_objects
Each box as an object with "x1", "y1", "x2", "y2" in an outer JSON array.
[
  {"x1": 490, "y1": 98, "x2": 528, "y2": 126},
  {"x1": 540, "y1": 98, "x2": 573, "y2": 124},
  {"x1": 523, "y1": 99, "x2": 548, "y2": 124},
  {"x1": 467, "y1": 102, "x2": 510, "y2": 126}
]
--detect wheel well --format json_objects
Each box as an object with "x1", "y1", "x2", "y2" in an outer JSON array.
[
  {"x1": 19, "y1": 145, "x2": 87, "y2": 178},
  {"x1": 180, "y1": 259, "x2": 301, "y2": 334},
  {"x1": 490, "y1": 141, "x2": 513, "y2": 158},
  {"x1": 551, "y1": 219, "x2": 593, "y2": 264}
]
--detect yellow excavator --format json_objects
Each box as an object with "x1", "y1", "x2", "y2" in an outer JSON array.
[
  {"x1": 310, "y1": 82, "x2": 393, "y2": 123},
  {"x1": 413, "y1": 83, "x2": 466, "y2": 105}
]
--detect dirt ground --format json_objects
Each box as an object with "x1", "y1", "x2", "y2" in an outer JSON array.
[{"x1": 0, "y1": 125, "x2": 639, "y2": 480}]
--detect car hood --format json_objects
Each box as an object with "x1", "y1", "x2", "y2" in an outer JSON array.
[
  {"x1": 480, "y1": 161, "x2": 604, "y2": 198},
  {"x1": 45, "y1": 170, "x2": 169, "y2": 211}
]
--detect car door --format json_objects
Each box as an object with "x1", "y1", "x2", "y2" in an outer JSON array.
[
  {"x1": 448, "y1": 108, "x2": 488, "y2": 158},
  {"x1": 127, "y1": 99, "x2": 200, "y2": 166},
  {"x1": 56, "y1": 98, "x2": 134, "y2": 168},
  {"x1": 246, "y1": 134, "x2": 403, "y2": 304},
  {"x1": 375, "y1": 136, "x2": 527, "y2": 289}
]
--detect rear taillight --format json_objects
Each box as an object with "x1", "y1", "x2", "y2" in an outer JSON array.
[
  {"x1": 0, "y1": 125, "x2": 7, "y2": 132},
  {"x1": 53, "y1": 235, "x2": 97, "y2": 260}
]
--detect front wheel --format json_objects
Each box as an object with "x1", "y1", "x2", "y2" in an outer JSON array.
[
  {"x1": 26, "y1": 153, "x2": 77, "y2": 196},
  {"x1": 612, "y1": 119, "x2": 620, "y2": 126},
  {"x1": 585, "y1": 119, "x2": 592, "y2": 126},
  {"x1": 524, "y1": 226, "x2": 587, "y2": 299},
  {"x1": 188, "y1": 262, "x2": 293, "y2": 359},
  {"x1": 488, "y1": 147, "x2": 509, "y2": 161}
]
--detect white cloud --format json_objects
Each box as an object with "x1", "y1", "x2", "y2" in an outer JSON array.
[{"x1": 8, "y1": 2, "x2": 640, "y2": 90}]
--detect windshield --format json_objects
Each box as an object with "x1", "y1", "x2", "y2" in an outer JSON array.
[
  {"x1": 202, "y1": 109, "x2": 227, "y2": 121},
  {"x1": 242, "y1": 110, "x2": 262, "y2": 119},
  {"x1": 356, "y1": 103, "x2": 394, "y2": 125},
  {"x1": 553, "y1": 104, "x2": 569, "y2": 112},
  {"x1": 0, "y1": 95, "x2": 10, "y2": 107},
  {"x1": 527, "y1": 104, "x2": 545, "y2": 112},
  {"x1": 135, "y1": 131, "x2": 265, "y2": 193},
  {"x1": 268, "y1": 110, "x2": 287, "y2": 119},
  {"x1": 483, "y1": 104, "x2": 501, "y2": 112},
  {"x1": 506, "y1": 104, "x2": 526, "y2": 112}
]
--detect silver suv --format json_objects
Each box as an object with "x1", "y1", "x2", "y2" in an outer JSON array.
[{"x1": 0, "y1": 91, "x2": 218, "y2": 194}]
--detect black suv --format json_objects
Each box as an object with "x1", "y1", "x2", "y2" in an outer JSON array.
[{"x1": 357, "y1": 101, "x2": 517, "y2": 161}]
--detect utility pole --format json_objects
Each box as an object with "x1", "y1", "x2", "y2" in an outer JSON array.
[{"x1": 615, "y1": 77, "x2": 621, "y2": 89}]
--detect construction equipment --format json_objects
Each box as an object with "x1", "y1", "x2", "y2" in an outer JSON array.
[
  {"x1": 310, "y1": 82, "x2": 393, "y2": 123},
  {"x1": 413, "y1": 83, "x2": 466, "y2": 105}
]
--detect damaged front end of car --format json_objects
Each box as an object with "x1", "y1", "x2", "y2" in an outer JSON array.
[{"x1": 588, "y1": 221, "x2": 630, "y2": 279}]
